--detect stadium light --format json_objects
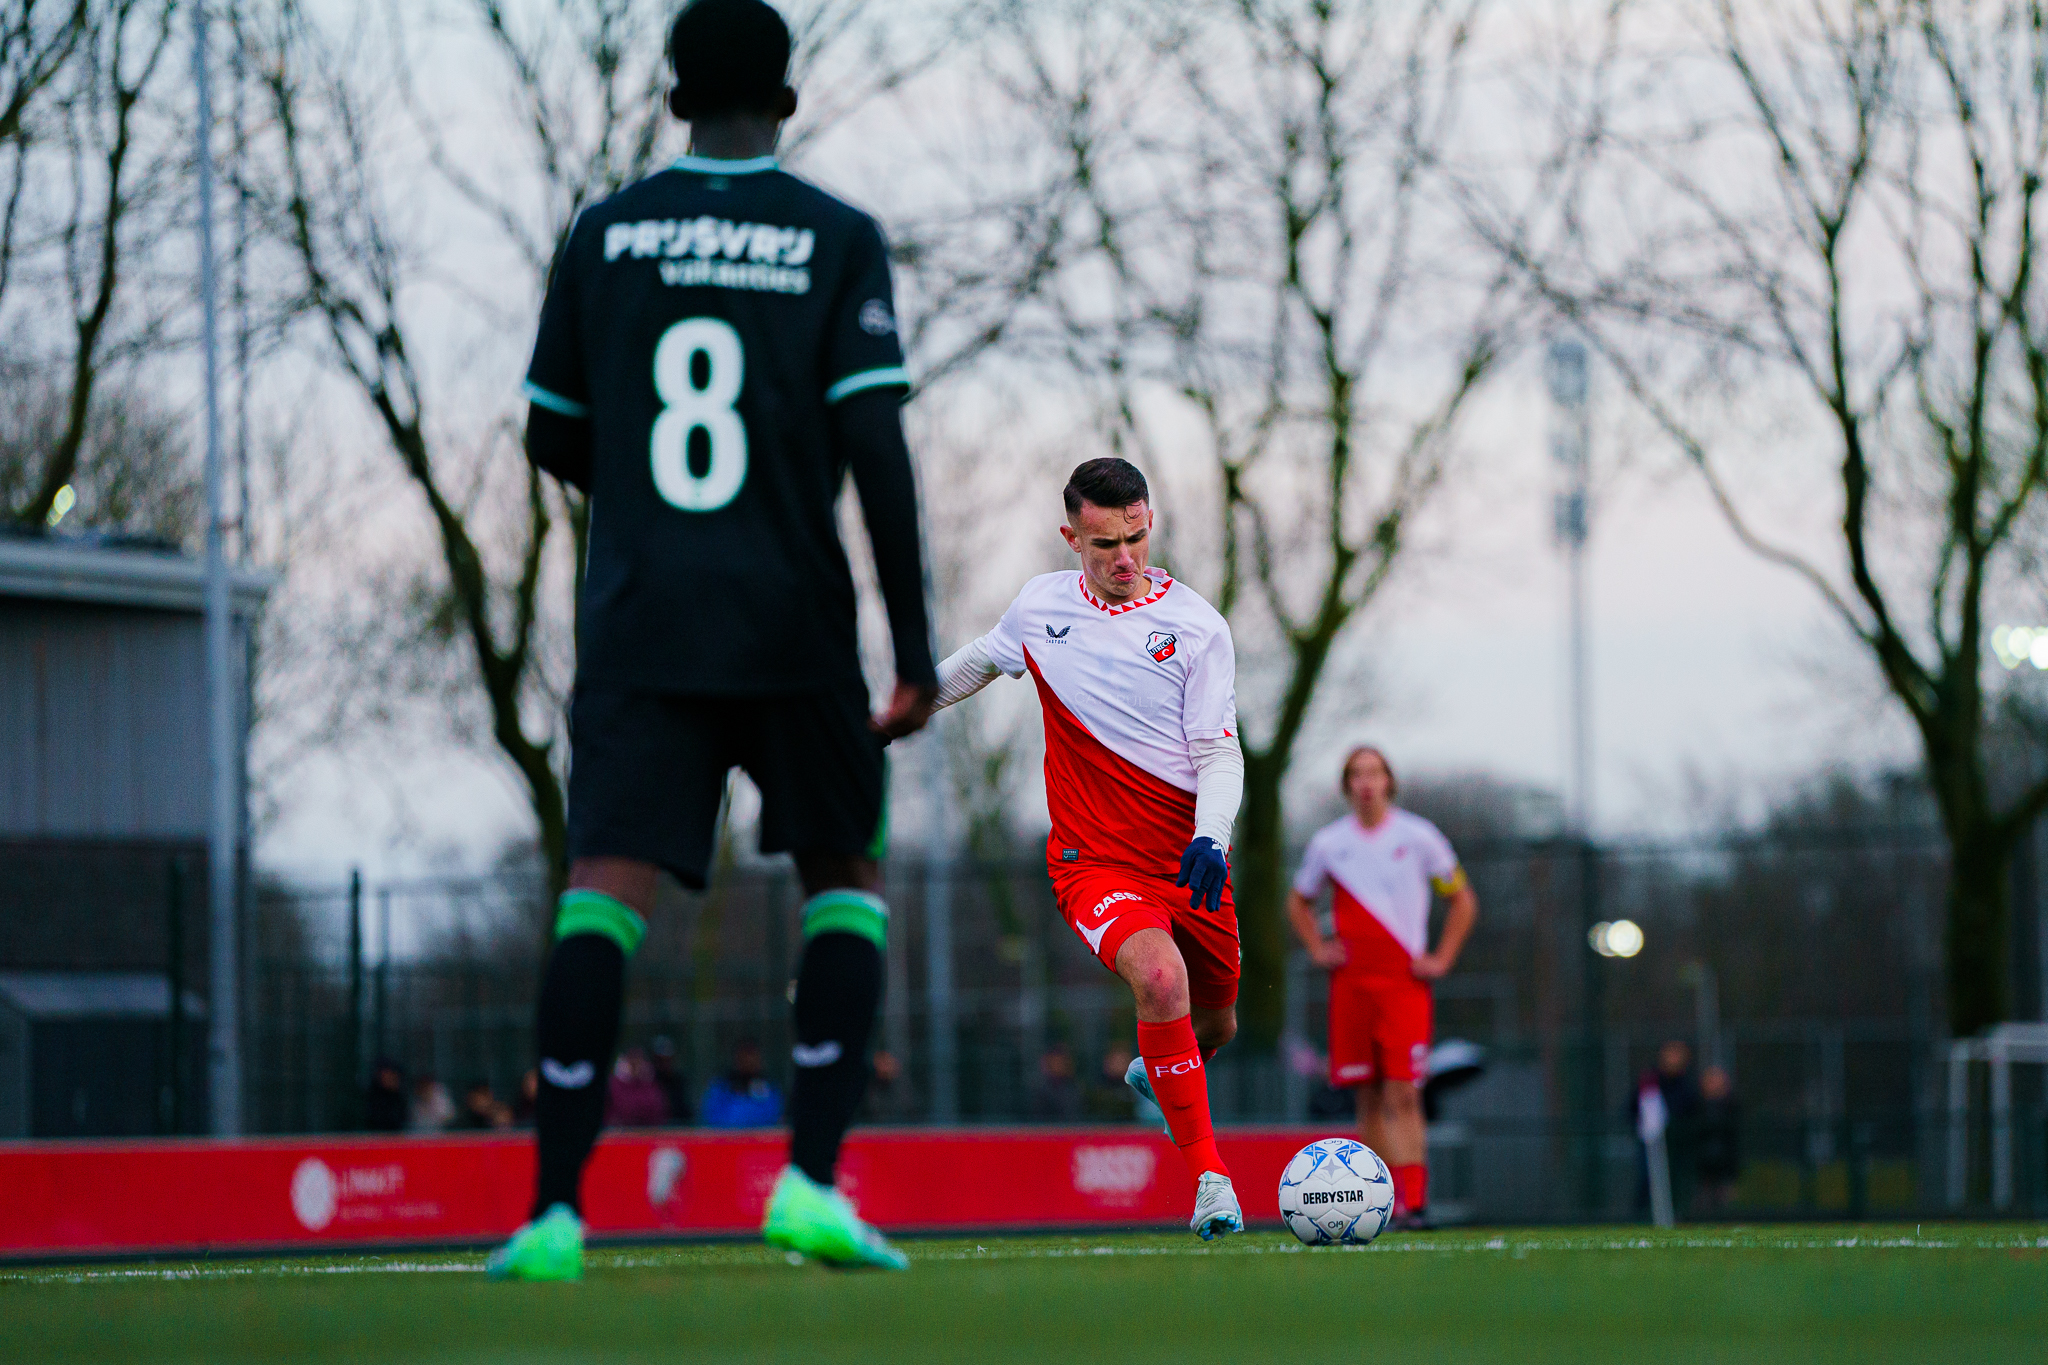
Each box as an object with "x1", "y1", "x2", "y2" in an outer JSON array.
[
  {"x1": 44, "y1": 484, "x2": 74, "y2": 527},
  {"x1": 1588, "y1": 919, "x2": 1644, "y2": 958},
  {"x1": 1992, "y1": 625, "x2": 2048, "y2": 670}
]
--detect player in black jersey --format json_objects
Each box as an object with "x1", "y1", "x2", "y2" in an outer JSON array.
[{"x1": 488, "y1": 0, "x2": 935, "y2": 1280}]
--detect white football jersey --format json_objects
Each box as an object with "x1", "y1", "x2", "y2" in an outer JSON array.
[
  {"x1": 984, "y1": 568, "x2": 1236, "y2": 874},
  {"x1": 1292, "y1": 809, "x2": 1461, "y2": 974}
]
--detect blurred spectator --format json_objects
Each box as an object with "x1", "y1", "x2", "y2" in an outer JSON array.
[
  {"x1": 606, "y1": 1048, "x2": 671, "y2": 1128},
  {"x1": 1633, "y1": 1040, "x2": 1700, "y2": 1217},
  {"x1": 701, "y1": 1039, "x2": 782, "y2": 1128},
  {"x1": 456, "y1": 1079, "x2": 513, "y2": 1130},
  {"x1": 1031, "y1": 1043, "x2": 1083, "y2": 1121},
  {"x1": 408, "y1": 1074, "x2": 456, "y2": 1132},
  {"x1": 649, "y1": 1035, "x2": 694, "y2": 1125},
  {"x1": 1083, "y1": 1041, "x2": 1137, "y2": 1122},
  {"x1": 863, "y1": 1048, "x2": 906, "y2": 1121},
  {"x1": 364, "y1": 1058, "x2": 407, "y2": 1132},
  {"x1": 512, "y1": 1068, "x2": 539, "y2": 1127},
  {"x1": 1693, "y1": 1064, "x2": 1742, "y2": 1216}
]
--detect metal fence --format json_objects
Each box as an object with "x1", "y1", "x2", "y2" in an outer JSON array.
[{"x1": 221, "y1": 823, "x2": 2048, "y2": 1221}]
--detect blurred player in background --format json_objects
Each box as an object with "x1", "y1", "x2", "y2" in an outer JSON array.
[
  {"x1": 1287, "y1": 746, "x2": 1477, "y2": 1231},
  {"x1": 490, "y1": 0, "x2": 935, "y2": 1280},
  {"x1": 932, "y1": 457, "x2": 1247, "y2": 1240}
]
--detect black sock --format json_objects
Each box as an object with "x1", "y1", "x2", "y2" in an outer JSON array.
[
  {"x1": 531, "y1": 932, "x2": 625, "y2": 1218},
  {"x1": 788, "y1": 930, "x2": 882, "y2": 1186}
]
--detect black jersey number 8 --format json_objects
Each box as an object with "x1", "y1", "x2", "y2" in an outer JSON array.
[{"x1": 651, "y1": 317, "x2": 747, "y2": 512}]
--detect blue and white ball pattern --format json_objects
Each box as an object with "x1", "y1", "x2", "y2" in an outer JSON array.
[{"x1": 1277, "y1": 1139, "x2": 1395, "y2": 1246}]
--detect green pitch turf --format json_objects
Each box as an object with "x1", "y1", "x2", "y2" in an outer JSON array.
[{"x1": 3, "y1": 1225, "x2": 2046, "y2": 1364}]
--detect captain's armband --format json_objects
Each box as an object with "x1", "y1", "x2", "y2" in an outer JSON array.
[{"x1": 1431, "y1": 866, "x2": 1469, "y2": 898}]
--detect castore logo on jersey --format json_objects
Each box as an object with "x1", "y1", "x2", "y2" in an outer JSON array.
[{"x1": 1045, "y1": 624, "x2": 1071, "y2": 641}]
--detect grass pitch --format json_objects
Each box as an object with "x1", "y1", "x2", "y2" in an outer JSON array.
[{"x1": 3, "y1": 1225, "x2": 2045, "y2": 1364}]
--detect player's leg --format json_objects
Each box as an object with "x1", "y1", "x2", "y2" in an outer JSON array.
[
  {"x1": 1377, "y1": 1079, "x2": 1428, "y2": 1221},
  {"x1": 1116, "y1": 929, "x2": 1241, "y2": 1238},
  {"x1": 1329, "y1": 970, "x2": 1384, "y2": 1157},
  {"x1": 531, "y1": 857, "x2": 654, "y2": 1211},
  {"x1": 1376, "y1": 982, "x2": 1435, "y2": 1227},
  {"x1": 750, "y1": 689, "x2": 905, "y2": 1269},
  {"x1": 1174, "y1": 893, "x2": 1240, "y2": 1063},
  {"x1": 1356, "y1": 1080, "x2": 1391, "y2": 1157},
  {"x1": 1191, "y1": 1005, "x2": 1237, "y2": 1059},
  {"x1": 1118, "y1": 935, "x2": 1229, "y2": 1158},
  {"x1": 492, "y1": 687, "x2": 726, "y2": 1281},
  {"x1": 787, "y1": 849, "x2": 885, "y2": 1191}
]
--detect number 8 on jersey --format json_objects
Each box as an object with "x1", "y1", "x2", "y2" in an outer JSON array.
[{"x1": 651, "y1": 316, "x2": 747, "y2": 512}]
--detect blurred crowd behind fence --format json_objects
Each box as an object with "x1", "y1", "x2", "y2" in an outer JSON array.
[{"x1": 217, "y1": 821, "x2": 2048, "y2": 1222}]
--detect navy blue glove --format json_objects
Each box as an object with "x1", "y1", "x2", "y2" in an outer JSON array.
[{"x1": 1176, "y1": 837, "x2": 1229, "y2": 912}]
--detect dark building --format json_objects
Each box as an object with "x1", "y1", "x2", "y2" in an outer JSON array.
[{"x1": 0, "y1": 533, "x2": 269, "y2": 1137}]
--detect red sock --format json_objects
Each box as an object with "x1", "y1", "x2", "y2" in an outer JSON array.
[
  {"x1": 1393, "y1": 1163, "x2": 1427, "y2": 1214},
  {"x1": 1137, "y1": 1016, "x2": 1229, "y2": 1183}
]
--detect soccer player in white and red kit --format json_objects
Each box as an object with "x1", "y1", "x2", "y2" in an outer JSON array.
[
  {"x1": 1287, "y1": 746, "x2": 1478, "y2": 1230},
  {"x1": 932, "y1": 458, "x2": 1246, "y2": 1239}
]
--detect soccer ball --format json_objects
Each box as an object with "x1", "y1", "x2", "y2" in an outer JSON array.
[{"x1": 1277, "y1": 1138, "x2": 1395, "y2": 1246}]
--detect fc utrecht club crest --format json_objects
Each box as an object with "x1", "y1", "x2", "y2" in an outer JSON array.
[{"x1": 1145, "y1": 631, "x2": 1177, "y2": 662}]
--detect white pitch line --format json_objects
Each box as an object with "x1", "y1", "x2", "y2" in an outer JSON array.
[{"x1": 7, "y1": 1233, "x2": 2046, "y2": 1285}]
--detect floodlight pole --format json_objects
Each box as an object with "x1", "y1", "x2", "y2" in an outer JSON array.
[
  {"x1": 1548, "y1": 338, "x2": 1593, "y2": 837},
  {"x1": 1548, "y1": 338, "x2": 1599, "y2": 1214},
  {"x1": 923, "y1": 730, "x2": 959, "y2": 1124},
  {"x1": 196, "y1": 0, "x2": 242, "y2": 1136}
]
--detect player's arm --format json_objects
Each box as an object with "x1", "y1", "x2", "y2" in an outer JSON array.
[
  {"x1": 1175, "y1": 622, "x2": 1244, "y2": 912},
  {"x1": 524, "y1": 219, "x2": 592, "y2": 491},
  {"x1": 1176, "y1": 735, "x2": 1240, "y2": 912},
  {"x1": 930, "y1": 633, "x2": 1003, "y2": 711},
  {"x1": 834, "y1": 389, "x2": 938, "y2": 739},
  {"x1": 1286, "y1": 888, "x2": 1348, "y2": 970},
  {"x1": 929, "y1": 586, "x2": 1032, "y2": 713},
  {"x1": 1412, "y1": 870, "x2": 1477, "y2": 981},
  {"x1": 525, "y1": 404, "x2": 592, "y2": 491}
]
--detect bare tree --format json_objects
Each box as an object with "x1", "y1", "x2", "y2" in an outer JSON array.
[
  {"x1": 2, "y1": 0, "x2": 180, "y2": 530},
  {"x1": 0, "y1": 365, "x2": 197, "y2": 538},
  {"x1": 1487, "y1": 0, "x2": 2048, "y2": 1035},
  {"x1": 986, "y1": 0, "x2": 1537, "y2": 1043},
  {"x1": 0, "y1": 2, "x2": 89, "y2": 298}
]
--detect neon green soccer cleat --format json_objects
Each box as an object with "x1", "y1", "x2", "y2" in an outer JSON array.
[
  {"x1": 485, "y1": 1203, "x2": 584, "y2": 1282},
  {"x1": 761, "y1": 1166, "x2": 909, "y2": 1270}
]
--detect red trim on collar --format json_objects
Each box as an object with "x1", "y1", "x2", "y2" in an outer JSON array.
[{"x1": 1078, "y1": 571, "x2": 1173, "y2": 615}]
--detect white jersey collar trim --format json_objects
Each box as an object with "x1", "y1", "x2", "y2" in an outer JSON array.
[{"x1": 1078, "y1": 568, "x2": 1173, "y2": 615}]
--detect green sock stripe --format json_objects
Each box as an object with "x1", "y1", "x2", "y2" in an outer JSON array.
[
  {"x1": 802, "y1": 890, "x2": 888, "y2": 947},
  {"x1": 554, "y1": 890, "x2": 646, "y2": 956}
]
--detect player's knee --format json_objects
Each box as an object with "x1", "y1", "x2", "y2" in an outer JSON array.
[
  {"x1": 1128, "y1": 961, "x2": 1188, "y2": 1017},
  {"x1": 1384, "y1": 1081, "x2": 1422, "y2": 1118}
]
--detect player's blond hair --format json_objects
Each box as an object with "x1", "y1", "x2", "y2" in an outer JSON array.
[{"x1": 1340, "y1": 745, "x2": 1398, "y2": 798}]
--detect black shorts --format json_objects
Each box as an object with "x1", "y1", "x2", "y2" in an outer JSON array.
[{"x1": 565, "y1": 682, "x2": 885, "y2": 890}]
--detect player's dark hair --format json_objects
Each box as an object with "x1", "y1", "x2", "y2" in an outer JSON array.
[
  {"x1": 668, "y1": 0, "x2": 792, "y2": 120},
  {"x1": 1342, "y1": 745, "x2": 1398, "y2": 799},
  {"x1": 1063, "y1": 457, "x2": 1150, "y2": 519}
]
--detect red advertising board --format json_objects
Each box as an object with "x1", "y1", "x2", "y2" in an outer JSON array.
[{"x1": 0, "y1": 1128, "x2": 1331, "y2": 1258}]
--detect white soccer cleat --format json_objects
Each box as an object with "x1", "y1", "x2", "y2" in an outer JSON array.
[
  {"x1": 1191, "y1": 1171, "x2": 1243, "y2": 1241},
  {"x1": 1123, "y1": 1056, "x2": 1171, "y2": 1138}
]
